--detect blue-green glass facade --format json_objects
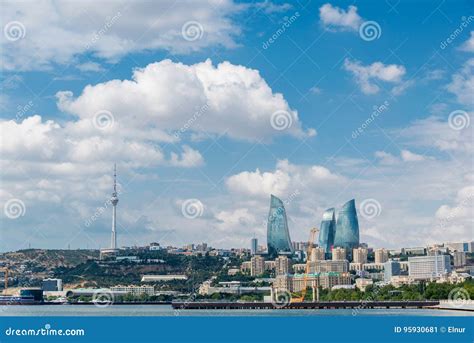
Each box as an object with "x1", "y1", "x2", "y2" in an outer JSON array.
[
  {"x1": 267, "y1": 195, "x2": 293, "y2": 257},
  {"x1": 318, "y1": 208, "x2": 336, "y2": 253},
  {"x1": 333, "y1": 199, "x2": 360, "y2": 250}
]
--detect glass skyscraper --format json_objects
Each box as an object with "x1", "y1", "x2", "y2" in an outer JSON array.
[
  {"x1": 267, "y1": 195, "x2": 293, "y2": 258},
  {"x1": 333, "y1": 199, "x2": 360, "y2": 250},
  {"x1": 318, "y1": 208, "x2": 335, "y2": 253}
]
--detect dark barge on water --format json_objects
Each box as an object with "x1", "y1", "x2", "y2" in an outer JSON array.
[{"x1": 172, "y1": 300, "x2": 440, "y2": 310}]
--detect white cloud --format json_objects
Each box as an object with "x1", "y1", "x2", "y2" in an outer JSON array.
[
  {"x1": 460, "y1": 31, "x2": 474, "y2": 52},
  {"x1": 447, "y1": 58, "x2": 474, "y2": 107},
  {"x1": 226, "y1": 159, "x2": 342, "y2": 198},
  {"x1": 400, "y1": 149, "x2": 427, "y2": 162},
  {"x1": 343, "y1": 58, "x2": 406, "y2": 95},
  {"x1": 169, "y1": 145, "x2": 204, "y2": 168},
  {"x1": 375, "y1": 149, "x2": 429, "y2": 164},
  {"x1": 319, "y1": 3, "x2": 362, "y2": 31},
  {"x1": 1, "y1": 0, "x2": 244, "y2": 71},
  {"x1": 57, "y1": 59, "x2": 313, "y2": 142},
  {"x1": 398, "y1": 114, "x2": 473, "y2": 153},
  {"x1": 76, "y1": 62, "x2": 105, "y2": 73}
]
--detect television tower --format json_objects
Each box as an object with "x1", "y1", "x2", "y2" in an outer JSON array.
[{"x1": 110, "y1": 164, "x2": 119, "y2": 250}]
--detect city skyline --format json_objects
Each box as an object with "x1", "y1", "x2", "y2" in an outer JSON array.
[{"x1": 1, "y1": 1, "x2": 473, "y2": 252}]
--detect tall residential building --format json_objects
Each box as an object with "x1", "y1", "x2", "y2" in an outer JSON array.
[
  {"x1": 453, "y1": 251, "x2": 466, "y2": 267},
  {"x1": 275, "y1": 255, "x2": 291, "y2": 275},
  {"x1": 352, "y1": 247, "x2": 368, "y2": 264},
  {"x1": 333, "y1": 199, "x2": 360, "y2": 250},
  {"x1": 318, "y1": 208, "x2": 336, "y2": 253},
  {"x1": 384, "y1": 260, "x2": 400, "y2": 282},
  {"x1": 267, "y1": 195, "x2": 293, "y2": 258},
  {"x1": 310, "y1": 247, "x2": 325, "y2": 262},
  {"x1": 250, "y1": 238, "x2": 258, "y2": 255},
  {"x1": 332, "y1": 247, "x2": 347, "y2": 261},
  {"x1": 250, "y1": 255, "x2": 265, "y2": 276},
  {"x1": 375, "y1": 248, "x2": 389, "y2": 264},
  {"x1": 408, "y1": 255, "x2": 452, "y2": 280}
]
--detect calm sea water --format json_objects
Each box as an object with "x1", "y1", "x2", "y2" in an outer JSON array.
[{"x1": 1, "y1": 305, "x2": 472, "y2": 316}]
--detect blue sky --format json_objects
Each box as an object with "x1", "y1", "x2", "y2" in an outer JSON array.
[{"x1": 0, "y1": 0, "x2": 473, "y2": 252}]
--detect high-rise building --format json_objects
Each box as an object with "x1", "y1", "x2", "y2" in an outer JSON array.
[
  {"x1": 353, "y1": 247, "x2": 368, "y2": 264},
  {"x1": 408, "y1": 255, "x2": 451, "y2": 280},
  {"x1": 250, "y1": 255, "x2": 265, "y2": 276},
  {"x1": 310, "y1": 247, "x2": 325, "y2": 262},
  {"x1": 267, "y1": 195, "x2": 293, "y2": 258},
  {"x1": 332, "y1": 247, "x2": 347, "y2": 261},
  {"x1": 375, "y1": 248, "x2": 389, "y2": 264},
  {"x1": 384, "y1": 260, "x2": 400, "y2": 282},
  {"x1": 275, "y1": 255, "x2": 291, "y2": 275},
  {"x1": 251, "y1": 238, "x2": 258, "y2": 255},
  {"x1": 318, "y1": 208, "x2": 336, "y2": 253},
  {"x1": 333, "y1": 199, "x2": 360, "y2": 250},
  {"x1": 453, "y1": 251, "x2": 466, "y2": 267}
]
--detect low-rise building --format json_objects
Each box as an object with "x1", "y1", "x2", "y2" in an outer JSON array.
[
  {"x1": 42, "y1": 278, "x2": 63, "y2": 292},
  {"x1": 110, "y1": 285, "x2": 155, "y2": 296},
  {"x1": 355, "y1": 278, "x2": 373, "y2": 292},
  {"x1": 141, "y1": 275, "x2": 187, "y2": 282},
  {"x1": 274, "y1": 272, "x2": 351, "y2": 292},
  {"x1": 408, "y1": 255, "x2": 451, "y2": 280}
]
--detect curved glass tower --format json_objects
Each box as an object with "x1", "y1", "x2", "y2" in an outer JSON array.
[
  {"x1": 333, "y1": 199, "x2": 360, "y2": 250},
  {"x1": 318, "y1": 208, "x2": 336, "y2": 253},
  {"x1": 267, "y1": 195, "x2": 293, "y2": 258}
]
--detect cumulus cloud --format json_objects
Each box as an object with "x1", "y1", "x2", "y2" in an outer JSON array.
[
  {"x1": 319, "y1": 3, "x2": 362, "y2": 31},
  {"x1": 400, "y1": 149, "x2": 427, "y2": 162},
  {"x1": 226, "y1": 159, "x2": 342, "y2": 198},
  {"x1": 460, "y1": 31, "x2": 474, "y2": 52},
  {"x1": 343, "y1": 58, "x2": 406, "y2": 95},
  {"x1": 447, "y1": 58, "x2": 474, "y2": 107},
  {"x1": 375, "y1": 150, "x2": 429, "y2": 165},
  {"x1": 57, "y1": 59, "x2": 313, "y2": 142},
  {"x1": 1, "y1": 0, "x2": 243, "y2": 71}
]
